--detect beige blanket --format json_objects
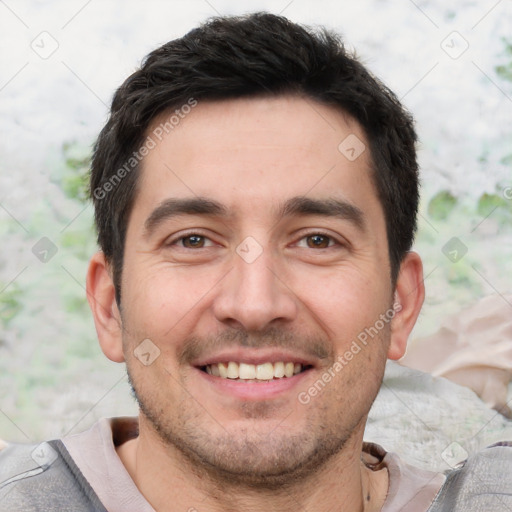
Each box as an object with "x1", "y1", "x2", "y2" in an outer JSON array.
[{"x1": 400, "y1": 294, "x2": 512, "y2": 417}]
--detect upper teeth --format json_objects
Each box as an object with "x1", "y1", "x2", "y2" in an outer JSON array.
[{"x1": 205, "y1": 362, "x2": 303, "y2": 380}]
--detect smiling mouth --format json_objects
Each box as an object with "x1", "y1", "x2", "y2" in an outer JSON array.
[{"x1": 199, "y1": 361, "x2": 312, "y2": 381}]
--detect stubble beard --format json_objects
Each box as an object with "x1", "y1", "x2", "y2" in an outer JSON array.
[
  {"x1": 124, "y1": 324, "x2": 388, "y2": 490},
  {"x1": 127, "y1": 371, "x2": 378, "y2": 490}
]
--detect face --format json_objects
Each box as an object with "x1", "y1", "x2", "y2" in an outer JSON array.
[{"x1": 115, "y1": 96, "x2": 398, "y2": 485}]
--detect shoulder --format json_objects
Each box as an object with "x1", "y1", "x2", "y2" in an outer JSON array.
[{"x1": 429, "y1": 442, "x2": 512, "y2": 511}]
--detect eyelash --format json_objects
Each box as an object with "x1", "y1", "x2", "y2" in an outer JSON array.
[
  {"x1": 295, "y1": 232, "x2": 338, "y2": 249},
  {"x1": 167, "y1": 231, "x2": 342, "y2": 249},
  {"x1": 167, "y1": 230, "x2": 215, "y2": 248}
]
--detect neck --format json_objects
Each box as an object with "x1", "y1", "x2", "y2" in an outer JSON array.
[{"x1": 116, "y1": 416, "x2": 388, "y2": 512}]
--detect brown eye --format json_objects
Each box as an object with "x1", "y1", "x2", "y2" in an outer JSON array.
[
  {"x1": 306, "y1": 234, "x2": 331, "y2": 248},
  {"x1": 182, "y1": 235, "x2": 206, "y2": 248}
]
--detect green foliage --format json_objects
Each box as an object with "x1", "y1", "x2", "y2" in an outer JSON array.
[
  {"x1": 477, "y1": 190, "x2": 512, "y2": 226},
  {"x1": 416, "y1": 180, "x2": 512, "y2": 335},
  {"x1": 427, "y1": 190, "x2": 457, "y2": 220},
  {"x1": 426, "y1": 188, "x2": 512, "y2": 229},
  {"x1": 59, "y1": 141, "x2": 91, "y2": 203},
  {"x1": 446, "y1": 264, "x2": 480, "y2": 290},
  {"x1": 495, "y1": 38, "x2": 512, "y2": 83},
  {"x1": 477, "y1": 193, "x2": 506, "y2": 216},
  {"x1": 0, "y1": 139, "x2": 98, "y2": 405},
  {"x1": 495, "y1": 38, "x2": 512, "y2": 176},
  {"x1": 64, "y1": 295, "x2": 89, "y2": 314},
  {"x1": 60, "y1": 226, "x2": 96, "y2": 261},
  {"x1": 0, "y1": 283, "x2": 22, "y2": 327}
]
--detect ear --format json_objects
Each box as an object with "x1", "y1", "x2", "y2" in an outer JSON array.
[
  {"x1": 387, "y1": 251, "x2": 424, "y2": 360},
  {"x1": 86, "y1": 251, "x2": 125, "y2": 363}
]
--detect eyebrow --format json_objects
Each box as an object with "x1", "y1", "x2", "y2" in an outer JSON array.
[
  {"x1": 278, "y1": 196, "x2": 366, "y2": 232},
  {"x1": 143, "y1": 195, "x2": 366, "y2": 238},
  {"x1": 144, "y1": 197, "x2": 228, "y2": 237}
]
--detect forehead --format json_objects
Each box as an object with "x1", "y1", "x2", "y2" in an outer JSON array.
[{"x1": 136, "y1": 95, "x2": 380, "y2": 221}]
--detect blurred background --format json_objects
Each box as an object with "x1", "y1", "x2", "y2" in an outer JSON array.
[{"x1": 1, "y1": 0, "x2": 511, "y2": 445}]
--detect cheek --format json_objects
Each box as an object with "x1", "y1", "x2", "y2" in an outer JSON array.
[
  {"x1": 292, "y1": 266, "x2": 389, "y2": 342},
  {"x1": 120, "y1": 262, "x2": 223, "y2": 342}
]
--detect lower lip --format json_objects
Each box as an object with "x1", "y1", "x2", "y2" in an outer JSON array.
[{"x1": 194, "y1": 367, "x2": 312, "y2": 400}]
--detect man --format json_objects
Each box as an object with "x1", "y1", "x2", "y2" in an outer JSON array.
[{"x1": 1, "y1": 12, "x2": 511, "y2": 512}]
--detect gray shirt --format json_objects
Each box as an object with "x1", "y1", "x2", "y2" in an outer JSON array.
[{"x1": 62, "y1": 417, "x2": 446, "y2": 511}]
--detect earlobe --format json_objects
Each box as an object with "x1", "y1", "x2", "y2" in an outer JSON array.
[
  {"x1": 86, "y1": 252, "x2": 125, "y2": 363},
  {"x1": 387, "y1": 251, "x2": 425, "y2": 360}
]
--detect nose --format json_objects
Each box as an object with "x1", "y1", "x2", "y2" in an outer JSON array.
[{"x1": 212, "y1": 243, "x2": 298, "y2": 332}]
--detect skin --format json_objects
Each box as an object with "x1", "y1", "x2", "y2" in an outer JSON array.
[{"x1": 87, "y1": 95, "x2": 424, "y2": 511}]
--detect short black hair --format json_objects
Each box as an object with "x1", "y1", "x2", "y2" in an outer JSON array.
[{"x1": 90, "y1": 12, "x2": 419, "y2": 303}]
